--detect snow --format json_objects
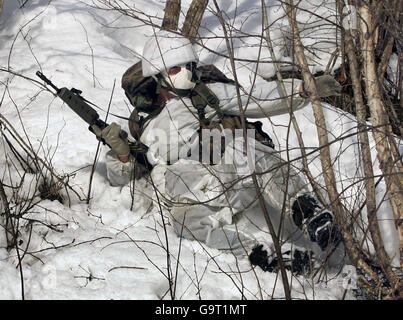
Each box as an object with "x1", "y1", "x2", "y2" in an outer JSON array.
[{"x1": 0, "y1": 0, "x2": 399, "y2": 300}]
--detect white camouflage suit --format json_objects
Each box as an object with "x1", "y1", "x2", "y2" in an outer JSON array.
[{"x1": 105, "y1": 31, "x2": 319, "y2": 256}]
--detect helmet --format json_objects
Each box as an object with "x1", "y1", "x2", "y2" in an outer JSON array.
[{"x1": 142, "y1": 30, "x2": 198, "y2": 77}]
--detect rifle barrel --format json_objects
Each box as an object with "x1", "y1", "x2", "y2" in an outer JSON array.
[
  {"x1": 36, "y1": 71, "x2": 149, "y2": 157},
  {"x1": 36, "y1": 71, "x2": 60, "y2": 93}
]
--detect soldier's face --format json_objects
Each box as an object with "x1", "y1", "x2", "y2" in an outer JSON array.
[
  {"x1": 164, "y1": 63, "x2": 195, "y2": 90},
  {"x1": 168, "y1": 63, "x2": 192, "y2": 76}
]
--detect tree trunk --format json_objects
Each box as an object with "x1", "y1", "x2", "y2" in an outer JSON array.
[
  {"x1": 162, "y1": 0, "x2": 181, "y2": 31},
  {"x1": 344, "y1": 16, "x2": 401, "y2": 292},
  {"x1": 212, "y1": 0, "x2": 292, "y2": 300},
  {"x1": 182, "y1": 0, "x2": 209, "y2": 41},
  {"x1": 285, "y1": 0, "x2": 379, "y2": 282},
  {"x1": 358, "y1": 3, "x2": 403, "y2": 267},
  {"x1": 261, "y1": 0, "x2": 327, "y2": 207},
  {"x1": 0, "y1": 0, "x2": 4, "y2": 18}
]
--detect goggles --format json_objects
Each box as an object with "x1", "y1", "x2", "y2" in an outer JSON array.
[{"x1": 167, "y1": 63, "x2": 193, "y2": 76}]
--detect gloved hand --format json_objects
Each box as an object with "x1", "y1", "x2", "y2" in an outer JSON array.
[
  {"x1": 314, "y1": 74, "x2": 342, "y2": 97},
  {"x1": 91, "y1": 122, "x2": 130, "y2": 158}
]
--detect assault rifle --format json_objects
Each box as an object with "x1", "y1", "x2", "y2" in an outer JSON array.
[{"x1": 36, "y1": 71, "x2": 150, "y2": 167}]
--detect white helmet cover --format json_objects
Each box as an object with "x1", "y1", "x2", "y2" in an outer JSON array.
[{"x1": 142, "y1": 30, "x2": 198, "y2": 77}]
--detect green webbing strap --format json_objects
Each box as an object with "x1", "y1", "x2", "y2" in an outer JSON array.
[
  {"x1": 191, "y1": 82, "x2": 223, "y2": 125},
  {"x1": 144, "y1": 76, "x2": 225, "y2": 126}
]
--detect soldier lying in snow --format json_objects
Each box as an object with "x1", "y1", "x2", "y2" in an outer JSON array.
[{"x1": 91, "y1": 30, "x2": 343, "y2": 273}]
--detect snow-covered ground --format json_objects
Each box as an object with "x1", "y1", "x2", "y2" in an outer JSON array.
[{"x1": 0, "y1": 0, "x2": 399, "y2": 300}]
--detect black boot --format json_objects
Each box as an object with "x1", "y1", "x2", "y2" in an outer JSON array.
[
  {"x1": 292, "y1": 194, "x2": 342, "y2": 251},
  {"x1": 248, "y1": 245, "x2": 277, "y2": 272},
  {"x1": 249, "y1": 244, "x2": 314, "y2": 276}
]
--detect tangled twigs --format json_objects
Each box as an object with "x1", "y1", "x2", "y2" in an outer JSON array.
[
  {"x1": 0, "y1": 113, "x2": 85, "y2": 202},
  {"x1": 0, "y1": 179, "x2": 15, "y2": 249}
]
